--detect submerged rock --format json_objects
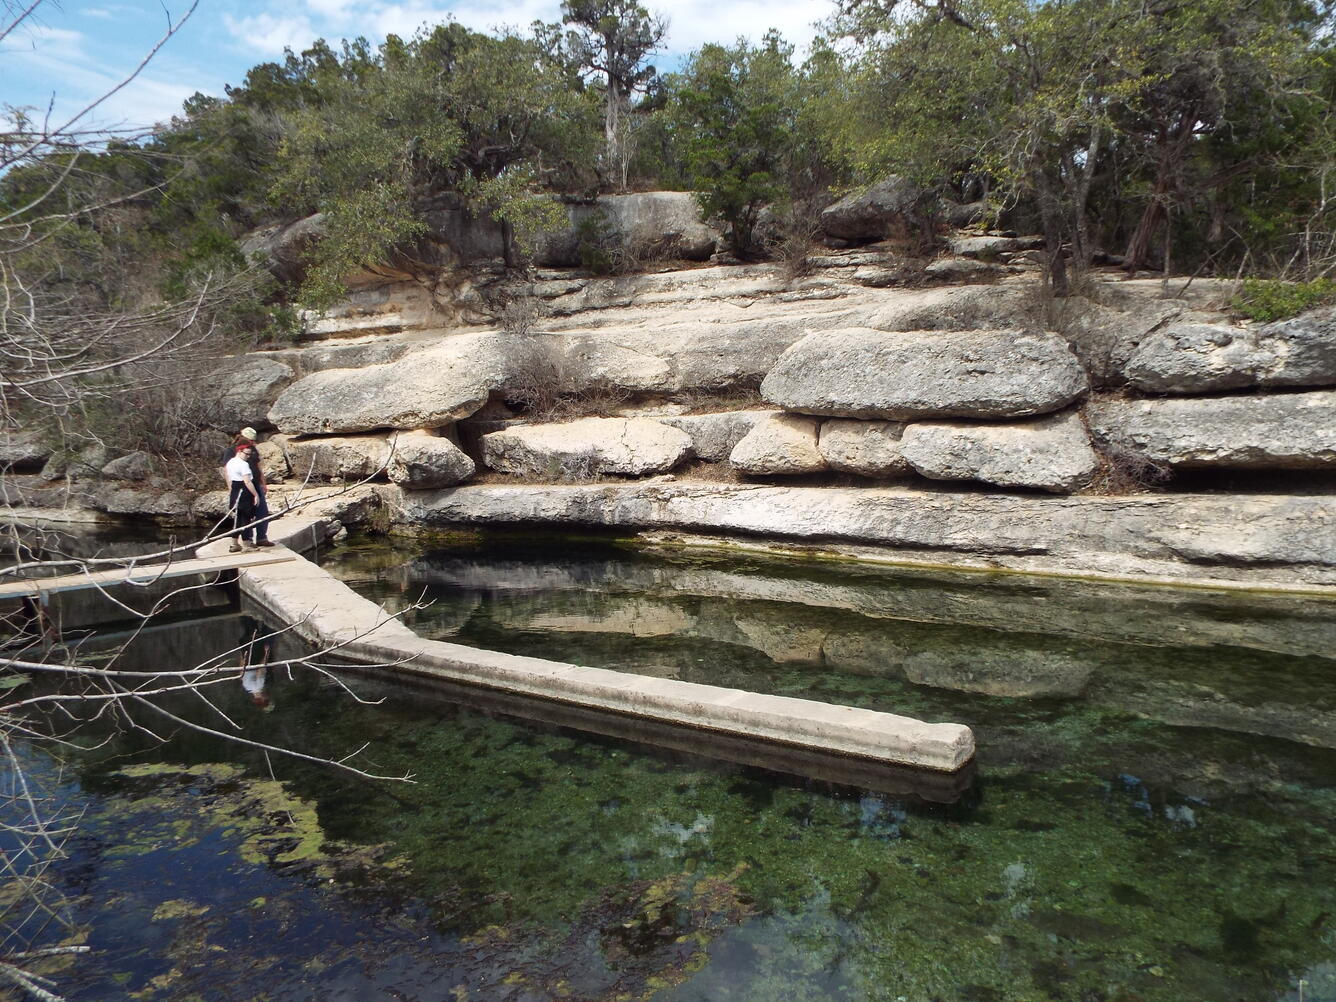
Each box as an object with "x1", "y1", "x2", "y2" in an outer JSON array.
[
  {"x1": 900, "y1": 411, "x2": 1100, "y2": 493},
  {"x1": 729, "y1": 414, "x2": 826, "y2": 475},
  {"x1": 482, "y1": 417, "x2": 693, "y2": 478},
  {"x1": 1087, "y1": 391, "x2": 1336, "y2": 468},
  {"x1": 762, "y1": 328, "x2": 1088, "y2": 420}
]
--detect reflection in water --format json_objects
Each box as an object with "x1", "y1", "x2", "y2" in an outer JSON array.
[
  {"x1": 325, "y1": 533, "x2": 1336, "y2": 751},
  {"x1": 10, "y1": 531, "x2": 1336, "y2": 1002}
]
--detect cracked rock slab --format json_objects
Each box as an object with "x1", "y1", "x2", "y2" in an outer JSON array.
[
  {"x1": 386, "y1": 430, "x2": 475, "y2": 489},
  {"x1": 729, "y1": 414, "x2": 826, "y2": 475},
  {"x1": 1124, "y1": 317, "x2": 1336, "y2": 393},
  {"x1": 1087, "y1": 390, "x2": 1336, "y2": 468},
  {"x1": 482, "y1": 417, "x2": 693, "y2": 477},
  {"x1": 268, "y1": 332, "x2": 530, "y2": 435},
  {"x1": 818, "y1": 419, "x2": 911, "y2": 478},
  {"x1": 901, "y1": 410, "x2": 1100, "y2": 493},
  {"x1": 762, "y1": 327, "x2": 1088, "y2": 420}
]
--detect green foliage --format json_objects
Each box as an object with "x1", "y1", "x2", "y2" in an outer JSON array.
[
  {"x1": 575, "y1": 209, "x2": 619, "y2": 274},
  {"x1": 818, "y1": 0, "x2": 1336, "y2": 286},
  {"x1": 268, "y1": 24, "x2": 587, "y2": 306},
  {"x1": 670, "y1": 31, "x2": 804, "y2": 257},
  {"x1": 1232, "y1": 277, "x2": 1336, "y2": 321}
]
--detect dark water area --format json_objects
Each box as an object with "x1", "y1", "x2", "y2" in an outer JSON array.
[{"x1": 9, "y1": 530, "x2": 1336, "y2": 1001}]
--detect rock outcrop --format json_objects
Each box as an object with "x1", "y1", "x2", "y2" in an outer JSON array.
[
  {"x1": 269, "y1": 333, "x2": 528, "y2": 435},
  {"x1": 1088, "y1": 390, "x2": 1336, "y2": 468},
  {"x1": 729, "y1": 414, "x2": 826, "y2": 475},
  {"x1": 863, "y1": 284, "x2": 1036, "y2": 333},
  {"x1": 404, "y1": 483, "x2": 1336, "y2": 584},
  {"x1": 285, "y1": 435, "x2": 392, "y2": 481},
  {"x1": 658, "y1": 410, "x2": 779, "y2": 462},
  {"x1": 210, "y1": 356, "x2": 295, "y2": 432},
  {"x1": 0, "y1": 432, "x2": 51, "y2": 472},
  {"x1": 482, "y1": 417, "x2": 693, "y2": 477},
  {"x1": 1125, "y1": 315, "x2": 1336, "y2": 393},
  {"x1": 761, "y1": 328, "x2": 1088, "y2": 420},
  {"x1": 947, "y1": 235, "x2": 1044, "y2": 258},
  {"x1": 100, "y1": 451, "x2": 155, "y2": 482},
  {"x1": 820, "y1": 176, "x2": 925, "y2": 241},
  {"x1": 536, "y1": 192, "x2": 720, "y2": 267},
  {"x1": 386, "y1": 430, "x2": 475, "y2": 489},
  {"x1": 900, "y1": 411, "x2": 1100, "y2": 492},
  {"x1": 817, "y1": 419, "x2": 911, "y2": 478}
]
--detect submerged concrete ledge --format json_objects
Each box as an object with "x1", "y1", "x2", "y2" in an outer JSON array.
[
  {"x1": 199, "y1": 517, "x2": 975, "y2": 774},
  {"x1": 402, "y1": 483, "x2": 1336, "y2": 587}
]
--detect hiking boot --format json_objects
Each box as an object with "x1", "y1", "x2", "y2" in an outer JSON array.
[{"x1": 255, "y1": 540, "x2": 276, "y2": 548}]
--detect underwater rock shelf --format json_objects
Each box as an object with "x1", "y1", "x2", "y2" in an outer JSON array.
[{"x1": 199, "y1": 517, "x2": 975, "y2": 775}]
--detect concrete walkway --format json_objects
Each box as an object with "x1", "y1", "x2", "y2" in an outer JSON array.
[
  {"x1": 0, "y1": 549, "x2": 295, "y2": 599},
  {"x1": 202, "y1": 515, "x2": 976, "y2": 775}
]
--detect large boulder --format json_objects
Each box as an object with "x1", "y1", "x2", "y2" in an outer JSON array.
[
  {"x1": 209, "y1": 356, "x2": 295, "y2": 433},
  {"x1": 657, "y1": 410, "x2": 781, "y2": 462},
  {"x1": 762, "y1": 328, "x2": 1089, "y2": 420},
  {"x1": 387, "y1": 430, "x2": 475, "y2": 489},
  {"x1": 285, "y1": 435, "x2": 392, "y2": 481},
  {"x1": 482, "y1": 417, "x2": 693, "y2": 478},
  {"x1": 241, "y1": 214, "x2": 326, "y2": 284},
  {"x1": 900, "y1": 410, "x2": 1100, "y2": 493},
  {"x1": 269, "y1": 333, "x2": 528, "y2": 435},
  {"x1": 535, "y1": 192, "x2": 720, "y2": 268},
  {"x1": 818, "y1": 419, "x2": 912, "y2": 478},
  {"x1": 820, "y1": 176, "x2": 926, "y2": 241},
  {"x1": 100, "y1": 451, "x2": 155, "y2": 482},
  {"x1": 1087, "y1": 391, "x2": 1336, "y2": 469},
  {"x1": 0, "y1": 431, "x2": 51, "y2": 472},
  {"x1": 1124, "y1": 315, "x2": 1336, "y2": 393},
  {"x1": 729, "y1": 414, "x2": 826, "y2": 475}
]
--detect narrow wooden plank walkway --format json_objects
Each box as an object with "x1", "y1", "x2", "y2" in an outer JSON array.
[{"x1": 0, "y1": 550, "x2": 297, "y2": 599}]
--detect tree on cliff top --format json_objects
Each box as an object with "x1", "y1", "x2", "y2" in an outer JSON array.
[
  {"x1": 670, "y1": 32, "x2": 805, "y2": 257},
  {"x1": 271, "y1": 24, "x2": 584, "y2": 306},
  {"x1": 822, "y1": 0, "x2": 1333, "y2": 292},
  {"x1": 555, "y1": 0, "x2": 668, "y2": 191}
]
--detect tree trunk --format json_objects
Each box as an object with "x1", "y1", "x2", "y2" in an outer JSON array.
[
  {"x1": 1035, "y1": 173, "x2": 1069, "y2": 296},
  {"x1": 1123, "y1": 184, "x2": 1166, "y2": 274}
]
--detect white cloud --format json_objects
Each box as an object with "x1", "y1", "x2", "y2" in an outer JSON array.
[
  {"x1": 659, "y1": 0, "x2": 825, "y2": 56},
  {"x1": 222, "y1": 11, "x2": 320, "y2": 56}
]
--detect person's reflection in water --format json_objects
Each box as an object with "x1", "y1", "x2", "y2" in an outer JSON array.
[{"x1": 239, "y1": 615, "x2": 275, "y2": 710}]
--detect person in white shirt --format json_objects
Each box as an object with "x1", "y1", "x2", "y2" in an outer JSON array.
[{"x1": 225, "y1": 444, "x2": 262, "y2": 553}]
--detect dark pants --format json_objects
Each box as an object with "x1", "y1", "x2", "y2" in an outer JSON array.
[
  {"x1": 229, "y1": 481, "x2": 257, "y2": 542},
  {"x1": 253, "y1": 488, "x2": 270, "y2": 543}
]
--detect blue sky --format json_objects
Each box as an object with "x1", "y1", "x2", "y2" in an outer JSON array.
[{"x1": 2, "y1": 0, "x2": 830, "y2": 134}]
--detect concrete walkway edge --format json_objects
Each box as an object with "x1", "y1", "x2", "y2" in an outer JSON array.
[{"x1": 200, "y1": 515, "x2": 976, "y2": 773}]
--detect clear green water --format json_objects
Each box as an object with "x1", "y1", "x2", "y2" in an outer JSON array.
[{"x1": 11, "y1": 530, "x2": 1336, "y2": 1001}]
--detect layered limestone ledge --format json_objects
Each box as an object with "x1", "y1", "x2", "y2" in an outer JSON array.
[
  {"x1": 204, "y1": 513, "x2": 974, "y2": 773},
  {"x1": 401, "y1": 483, "x2": 1336, "y2": 586}
]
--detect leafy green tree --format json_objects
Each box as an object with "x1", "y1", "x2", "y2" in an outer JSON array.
[
  {"x1": 670, "y1": 32, "x2": 802, "y2": 257},
  {"x1": 554, "y1": 0, "x2": 667, "y2": 189},
  {"x1": 271, "y1": 24, "x2": 580, "y2": 306},
  {"x1": 822, "y1": 0, "x2": 1334, "y2": 291}
]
